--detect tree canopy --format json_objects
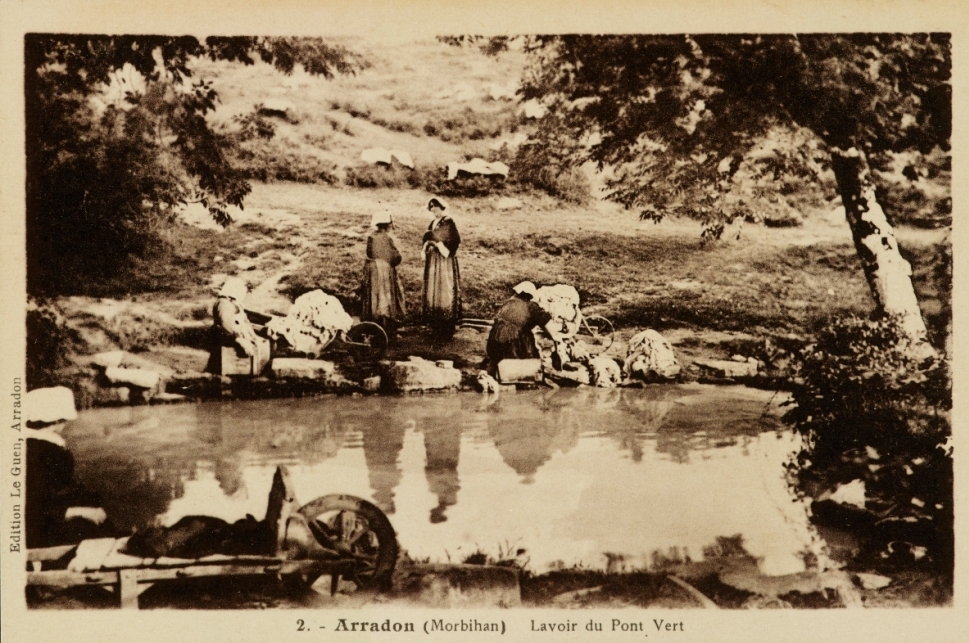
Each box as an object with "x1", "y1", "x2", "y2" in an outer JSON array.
[
  {"x1": 25, "y1": 35, "x2": 366, "y2": 295},
  {"x1": 519, "y1": 34, "x2": 950, "y2": 225}
]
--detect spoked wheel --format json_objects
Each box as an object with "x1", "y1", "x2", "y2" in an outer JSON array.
[
  {"x1": 344, "y1": 322, "x2": 389, "y2": 360},
  {"x1": 576, "y1": 314, "x2": 615, "y2": 355},
  {"x1": 298, "y1": 495, "x2": 398, "y2": 591}
]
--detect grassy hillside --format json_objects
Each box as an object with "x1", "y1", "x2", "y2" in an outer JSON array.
[{"x1": 196, "y1": 39, "x2": 527, "y2": 185}]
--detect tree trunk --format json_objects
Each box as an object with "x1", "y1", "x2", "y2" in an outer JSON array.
[{"x1": 829, "y1": 147, "x2": 932, "y2": 352}]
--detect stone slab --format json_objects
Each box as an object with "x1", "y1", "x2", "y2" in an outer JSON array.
[
  {"x1": 271, "y1": 358, "x2": 337, "y2": 379},
  {"x1": 692, "y1": 358, "x2": 758, "y2": 378},
  {"x1": 215, "y1": 336, "x2": 271, "y2": 376},
  {"x1": 382, "y1": 358, "x2": 462, "y2": 392},
  {"x1": 104, "y1": 367, "x2": 161, "y2": 390},
  {"x1": 497, "y1": 359, "x2": 542, "y2": 383}
]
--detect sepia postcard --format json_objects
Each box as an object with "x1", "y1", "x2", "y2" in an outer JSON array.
[{"x1": 1, "y1": 1, "x2": 966, "y2": 642}]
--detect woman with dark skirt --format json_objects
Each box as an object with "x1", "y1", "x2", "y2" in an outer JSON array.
[
  {"x1": 486, "y1": 281, "x2": 566, "y2": 376},
  {"x1": 421, "y1": 197, "x2": 462, "y2": 340},
  {"x1": 361, "y1": 209, "x2": 406, "y2": 340}
]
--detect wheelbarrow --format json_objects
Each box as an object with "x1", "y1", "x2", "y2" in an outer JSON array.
[
  {"x1": 27, "y1": 466, "x2": 399, "y2": 608},
  {"x1": 247, "y1": 309, "x2": 389, "y2": 361}
]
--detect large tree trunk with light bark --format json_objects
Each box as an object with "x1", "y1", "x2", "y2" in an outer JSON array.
[{"x1": 829, "y1": 147, "x2": 932, "y2": 352}]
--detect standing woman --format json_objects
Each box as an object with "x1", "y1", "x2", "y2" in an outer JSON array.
[
  {"x1": 361, "y1": 209, "x2": 406, "y2": 340},
  {"x1": 421, "y1": 197, "x2": 462, "y2": 340}
]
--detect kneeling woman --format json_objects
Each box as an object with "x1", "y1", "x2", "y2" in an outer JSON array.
[
  {"x1": 486, "y1": 281, "x2": 565, "y2": 375},
  {"x1": 362, "y1": 209, "x2": 406, "y2": 339},
  {"x1": 206, "y1": 277, "x2": 260, "y2": 373}
]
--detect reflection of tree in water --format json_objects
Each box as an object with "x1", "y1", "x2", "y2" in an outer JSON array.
[
  {"x1": 196, "y1": 400, "x2": 350, "y2": 467},
  {"x1": 361, "y1": 418, "x2": 406, "y2": 515},
  {"x1": 648, "y1": 388, "x2": 783, "y2": 464},
  {"x1": 488, "y1": 390, "x2": 581, "y2": 484},
  {"x1": 67, "y1": 400, "x2": 355, "y2": 534},
  {"x1": 422, "y1": 419, "x2": 461, "y2": 523},
  {"x1": 72, "y1": 456, "x2": 185, "y2": 533}
]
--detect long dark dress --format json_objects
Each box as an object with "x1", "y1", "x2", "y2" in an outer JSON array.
[
  {"x1": 422, "y1": 216, "x2": 461, "y2": 337},
  {"x1": 486, "y1": 295, "x2": 553, "y2": 364},
  {"x1": 362, "y1": 229, "x2": 406, "y2": 328},
  {"x1": 26, "y1": 436, "x2": 111, "y2": 548}
]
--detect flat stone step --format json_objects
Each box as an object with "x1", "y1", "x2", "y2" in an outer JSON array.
[{"x1": 692, "y1": 358, "x2": 759, "y2": 378}]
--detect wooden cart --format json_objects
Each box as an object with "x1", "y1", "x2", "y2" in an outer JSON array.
[{"x1": 27, "y1": 466, "x2": 398, "y2": 609}]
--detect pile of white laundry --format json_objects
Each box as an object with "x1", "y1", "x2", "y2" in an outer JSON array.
[{"x1": 265, "y1": 290, "x2": 354, "y2": 356}]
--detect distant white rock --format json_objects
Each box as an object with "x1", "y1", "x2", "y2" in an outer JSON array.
[
  {"x1": 26, "y1": 387, "x2": 78, "y2": 424},
  {"x1": 447, "y1": 158, "x2": 509, "y2": 181},
  {"x1": 360, "y1": 148, "x2": 415, "y2": 169},
  {"x1": 90, "y1": 350, "x2": 126, "y2": 369},
  {"x1": 258, "y1": 99, "x2": 297, "y2": 119},
  {"x1": 104, "y1": 367, "x2": 161, "y2": 390}
]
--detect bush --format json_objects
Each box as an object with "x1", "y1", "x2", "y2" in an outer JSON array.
[
  {"x1": 784, "y1": 315, "x2": 952, "y2": 570},
  {"x1": 26, "y1": 300, "x2": 83, "y2": 389},
  {"x1": 422, "y1": 106, "x2": 517, "y2": 144},
  {"x1": 232, "y1": 139, "x2": 341, "y2": 184},
  {"x1": 344, "y1": 163, "x2": 414, "y2": 189}
]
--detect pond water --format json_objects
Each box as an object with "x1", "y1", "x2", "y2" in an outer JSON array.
[{"x1": 64, "y1": 384, "x2": 822, "y2": 576}]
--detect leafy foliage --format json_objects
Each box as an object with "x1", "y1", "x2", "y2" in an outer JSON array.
[
  {"x1": 505, "y1": 108, "x2": 593, "y2": 205},
  {"x1": 518, "y1": 34, "x2": 951, "y2": 232},
  {"x1": 25, "y1": 35, "x2": 365, "y2": 295},
  {"x1": 784, "y1": 315, "x2": 952, "y2": 568}
]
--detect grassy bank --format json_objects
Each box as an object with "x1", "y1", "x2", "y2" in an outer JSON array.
[{"x1": 30, "y1": 181, "x2": 949, "y2": 394}]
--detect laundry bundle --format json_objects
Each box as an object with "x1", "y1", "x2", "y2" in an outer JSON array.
[{"x1": 265, "y1": 290, "x2": 355, "y2": 356}]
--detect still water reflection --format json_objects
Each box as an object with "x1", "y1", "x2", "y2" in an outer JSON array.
[{"x1": 65, "y1": 384, "x2": 819, "y2": 575}]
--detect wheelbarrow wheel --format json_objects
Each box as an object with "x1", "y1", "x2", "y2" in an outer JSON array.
[
  {"x1": 298, "y1": 495, "x2": 398, "y2": 591},
  {"x1": 345, "y1": 322, "x2": 389, "y2": 360},
  {"x1": 576, "y1": 314, "x2": 615, "y2": 355}
]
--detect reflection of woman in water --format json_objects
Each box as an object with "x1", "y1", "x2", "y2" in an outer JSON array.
[
  {"x1": 488, "y1": 392, "x2": 581, "y2": 483},
  {"x1": 422, "y1": 422, "x2": 461, "y2": 523},
  {"x1": 362, "y1": 419, "x2": 406, "y2": 515}
]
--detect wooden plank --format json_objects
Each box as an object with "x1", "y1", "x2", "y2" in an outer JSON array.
[
  {"x1": 27, "y1": 545, "x2": 76, "y2": 563},
  {"x1": 28, "y1": 570, "x2": 118, "y2": 589},
  {"x1": 119, "y1": 569, "x2": 141, "y2": 609}
]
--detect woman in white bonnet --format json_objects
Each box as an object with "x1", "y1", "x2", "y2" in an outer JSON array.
[
  {"x1": 205, "y1": 276, "x2": 259, "y2": 373},
  {"x1": 421, "y1": 197, "x2": 462, "y2": 340},
  {"x1": 361, "y1": 207, "x2": 406, "y2": 339}
]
